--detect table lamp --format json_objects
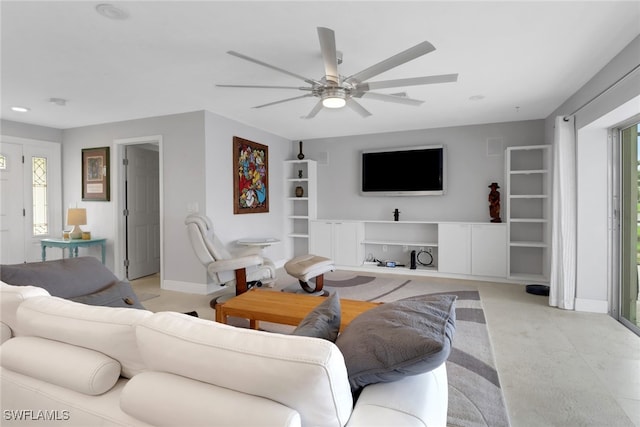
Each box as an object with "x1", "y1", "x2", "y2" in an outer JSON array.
[{"x1": 67, "y1": 208, "x2": 87, "y2": 239}]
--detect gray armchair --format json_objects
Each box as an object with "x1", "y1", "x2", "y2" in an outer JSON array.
[{"x1": 185, "y1": 213, "x2": 276, "y2": 297}]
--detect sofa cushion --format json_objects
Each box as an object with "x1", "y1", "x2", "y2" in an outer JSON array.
[
  {"x1": 70, "y1": 280, "x2": 145, "y2": 309},
  {"x1": 136, "y1": 312, "x2": 353, "y2": 427},
  {"x1": 0, "y1": 281, "x2": 50, "y2": 336},
  {"x1": 0, "y1": 257, "x2": 119, "y2": 299},
  {"x1": 291, "y1": 292, "x2": 341, "y2": 342},
  {"x1": 17, "y1": 296, "x2": 152, "y2": 378},
  {"x1": 0, "y1": 336, "x2": 121, "y2": 396},
  {"x1": 121, "y1": 371, "x2": 301, "y2": 427},
  {"x1": 335, "y1": 294, "x2": 456, "y2": 392}
]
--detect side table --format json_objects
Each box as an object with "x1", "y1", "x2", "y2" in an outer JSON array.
[
  {"x1": 236, "y1": 237, "x2": 280, "y2": 248},
  {"x1": 41, "y1": 238, "x2": 107, "y2": 264}
]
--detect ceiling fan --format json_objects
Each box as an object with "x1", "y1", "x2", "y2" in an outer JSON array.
[{"x1": 217, "y1": 27, "x2": 458, "y2": 119}]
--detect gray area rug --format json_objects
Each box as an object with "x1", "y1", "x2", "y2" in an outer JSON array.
[{"x1": 314, "y1": 271, "x2": 511, "y2": 427}]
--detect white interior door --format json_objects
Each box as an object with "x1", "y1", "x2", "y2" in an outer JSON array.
[
  {"x1": 0, "y1": 142, "x2": 25, "y2": 264},
  {"x1": 126, "y1": 145, "x2": 160, "y2": 279}
]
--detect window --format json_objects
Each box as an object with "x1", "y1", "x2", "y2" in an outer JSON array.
[{"x1": 32, "y1": 156, "x2": 48, "y2": 236}]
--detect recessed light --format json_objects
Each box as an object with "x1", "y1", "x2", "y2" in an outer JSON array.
[
  {"x1": 469, "y1": 95, "x2": 485, "y2": 101},
  {"x1": 11, "y1": 106, "x2": 30, "y2": 113},
  {"x1": 96, "y1": 4, "x2": 129, "y2": 20}
]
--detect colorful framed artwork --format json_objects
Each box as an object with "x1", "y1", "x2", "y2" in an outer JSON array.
[
  {"x1": 81, "y1": 146, "x2": 110, "y2": 201},
  {"x1": 233, "y1": 136, "x2": 269, "y2": 214}
]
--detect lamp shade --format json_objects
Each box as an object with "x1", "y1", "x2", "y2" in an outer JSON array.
[
  {"x1": 67, "y1": 208, "x2": 87, "y2": 226},
  {"x1": 67, "y1": 208, "x2": 86, "y2": 239}
]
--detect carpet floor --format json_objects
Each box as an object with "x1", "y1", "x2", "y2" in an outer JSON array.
[{"x1": 284, "y1": 271, "x2": 511, "y2": 427}]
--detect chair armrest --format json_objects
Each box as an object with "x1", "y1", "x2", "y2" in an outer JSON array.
[{"x1": 207, "y1": 255, "x2": 263, "y2": 273}]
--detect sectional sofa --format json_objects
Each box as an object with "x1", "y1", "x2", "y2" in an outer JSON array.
[{"x1": 0, "y1": 280, "x2": 451, "y2": 426}]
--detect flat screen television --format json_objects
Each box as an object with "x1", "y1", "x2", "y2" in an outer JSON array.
[{"x1": 361, "y1": 145, "x2": 445, "y2": 196}]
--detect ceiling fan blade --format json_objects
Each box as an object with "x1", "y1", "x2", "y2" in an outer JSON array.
[
  {"x1": 304, "y1": 100, "x2": 324, "y2": 119},
  {"x1": 253, "y1": 94, "x2": 313, "y2": 109},
  {"x1": 346, "y1": 41, "x2": 435, "y2": 84},
  {"x1": 317, "y1": 27, "x2": 339, "y2": 84},
  {"x1": 346, "y1": 99, "x2": 372, "y2": 117},
  {"x1": 361, "y1": 74, "x2": 459, "y2": 91},
  {"x1": 361, "y1": 92, "x2": 424, "y2": 106},
  {"x1": 227, "y1": 51, "x2": 322, "y2": 86},
  {"x1": 217, "y1": 84, "x2": 312, "y2": 90}
]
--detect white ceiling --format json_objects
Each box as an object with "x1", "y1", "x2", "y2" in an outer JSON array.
[{"x1": 2, "y1": 1, "x2": 639, "y2": 140}]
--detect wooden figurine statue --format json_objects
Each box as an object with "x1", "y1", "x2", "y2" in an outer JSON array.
[{"x1": 488, "y1": 182, "x2": 502, "y2": 223}]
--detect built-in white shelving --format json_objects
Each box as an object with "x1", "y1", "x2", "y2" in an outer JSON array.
[
  {"x1": 283, "y1": 160, "x2": 317, "y2": 257},
  {"x1": 506, "y1": 145, "x2": 552, "y2": 283}
]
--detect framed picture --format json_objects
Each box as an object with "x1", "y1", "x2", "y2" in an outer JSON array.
[
  {"x1": 233, "y1": 136, "x2": 269, "y2": 214},
  {"x1": 82, "y1": 147, "x2": 110, "y2": 201}
]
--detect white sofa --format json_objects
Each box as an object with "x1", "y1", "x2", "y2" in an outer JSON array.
[{"x1": 0, "y1": 282, "x2": 448, "y2": 427}]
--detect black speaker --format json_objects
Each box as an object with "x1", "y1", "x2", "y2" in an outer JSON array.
[{"x1": 410, "y1": 250, "x2": 417, "y2": 269}]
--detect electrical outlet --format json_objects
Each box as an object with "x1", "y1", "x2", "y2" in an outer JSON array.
[
  {"x1": 427, "y1": 247, "x2": 433, "y2": 254},
  {"x1": 402, "y1": 245, "x2": 408, "y2": 252},
  {"x1": 382, "y1": 245, "x2": 388, "y2": 252}
]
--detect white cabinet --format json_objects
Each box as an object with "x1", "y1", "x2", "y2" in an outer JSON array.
[
  {"x1": 505, "y1": 145, "x2": 551, "y2": 282},
  {"x1": 309, "y1": 221, "x2": 332, "y2": 258},
  {"x1": 361, "y1": 221, "x2": 439, "y2": 271},
  {"x1": 439, "y1": 223, "x2": 507, "y2": 277},
  {"x1": 438, "y1": 223, "x2": 471, "y2": 274},
  {"x1": 309, "y1": 220, "x2": 364, "y2": 266},
  {"x1": 310, "y1": 219, "x2": 508, "y2": 281},
  {"x1": 284, "y1": 160, "x2": 317, "y2": 258},
  {"x1": 471, "y1": 224, "x2": 507, "y2": 277}
]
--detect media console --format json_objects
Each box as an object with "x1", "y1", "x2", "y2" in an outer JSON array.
[{"x1": 309, "y1": 219, "x2": 513, "y2": 283}]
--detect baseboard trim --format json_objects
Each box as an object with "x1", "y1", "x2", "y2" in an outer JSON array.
[{"x1": 574, "y1": 298, "x2": 608, "y2": 313}]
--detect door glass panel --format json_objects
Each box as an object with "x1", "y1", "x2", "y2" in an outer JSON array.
[
  {"x1": 620, "y1": 123, "x2": 639, "y2": 331},
  {"x1": 32, "y1": 156, "x2": 48, "y2": 236}
]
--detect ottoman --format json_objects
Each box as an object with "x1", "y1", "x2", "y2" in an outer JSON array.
[{"x1": 284, "y1": 254, "x2": 335, "y2": 294}]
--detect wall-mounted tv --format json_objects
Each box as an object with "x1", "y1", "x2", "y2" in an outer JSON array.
[{"x1": 361, "y1": 145, "x2": 445, "y2": 196}]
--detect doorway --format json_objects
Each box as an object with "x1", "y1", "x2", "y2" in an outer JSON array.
[
  {"x1": 113, "y1": 136, "x2": 163, "y2": 282},
  {"x1": 619, "y1": 122, "x2": 640, "y2": 335},
  {"x1": 0, "y1": 137, "x2": 62, "y2": 264}
]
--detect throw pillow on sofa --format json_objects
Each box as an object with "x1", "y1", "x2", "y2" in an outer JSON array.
[
  {"x1": 0, "y1": 257, "x2": 118, "y2": 298},
  {"x1": 335, "y1": 294, "x2": 456, "y2": 393},
  {"x1": 291, "y1": 292, "x2": 341, "y2": 342}
]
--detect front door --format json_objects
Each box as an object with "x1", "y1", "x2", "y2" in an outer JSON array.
[
  {"x1": 0, "y1": 139, "x2": 61, "y2": 264},
  {"x1": 0, "y1": 142, "x2": 25, "y2": 264}
]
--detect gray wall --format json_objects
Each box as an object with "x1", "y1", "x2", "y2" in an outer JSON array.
[
  {"x1": 546, "y1": 34, "x2": 640, "y2": 139},
  {"x1": 299, "y1": 119, "x2": 545, "y2": 223},
  {"x1": 60, "y1": 111, "x2": 291, "y2": 291},
  {"x1": 203, "y1": 111, "x2": 290, "y2": 270},
  {"x1": 544, "y1": 34, "x2": 640, "y2": 311},
  {"x1": 1, "y1": 119, "x2": 63, "y2": 143},
  {"x1": 61, "y1": 111, "x2": 207, "y2": 286}
]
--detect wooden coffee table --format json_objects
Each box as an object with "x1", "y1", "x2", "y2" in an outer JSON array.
[{"x1": 214, "y1": 289, "x2": 380, "y2": 331}]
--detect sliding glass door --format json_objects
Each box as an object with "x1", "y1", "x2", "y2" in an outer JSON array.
[{"x1": 619, "y1": 122, "x2": 640, "y2": 334}]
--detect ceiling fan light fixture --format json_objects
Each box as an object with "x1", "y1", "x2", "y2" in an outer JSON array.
[{"x1": 322, "y1": 88, "x2": 346, "y2": 108}]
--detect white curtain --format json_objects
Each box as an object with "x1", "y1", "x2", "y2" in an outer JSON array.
[{"x1": 550, "y1": 116, "x2": 577, "y2": 309}]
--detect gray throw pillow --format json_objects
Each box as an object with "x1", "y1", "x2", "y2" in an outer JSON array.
[
  {"x1": 0, "y1": 257, "x2": 119, "y2": 298},
  {"x1": 335, "y1": 294, "x2": 456, "y2": 392},
  {"x1": 291, "y1": 292, "x2": 341, "y2": 342}
]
